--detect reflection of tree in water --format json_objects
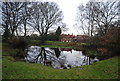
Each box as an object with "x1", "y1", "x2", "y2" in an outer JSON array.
[
  {"x1": 81, "y1": 56, "x2": 90, "y2": 65},
  {"x1": 35, "y1": 47, "x2": 45, "y2": 64},
  {"x1": 35, "y1": 47, "x2": 61, "y2": 66},
  {"x1": 25, "y1": 46, "x2": 99, "y2": 69},
  {"x1": 54, "y1": 48, "x2": 60, "y2": 58}
]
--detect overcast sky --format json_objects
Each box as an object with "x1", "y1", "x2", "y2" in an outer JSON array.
[
  {"x1": 48, "y1": 0, "x2": 89, "y2": 35},
  {"x1": 1, "y1": 0, "x2": 108, "y2": 35},
  {"x1": 39, "y1": 0, "x2": 89, "y2": 35}
]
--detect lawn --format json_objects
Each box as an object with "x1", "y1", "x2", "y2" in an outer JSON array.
[
  {"x1": 0, "y1": 42, "x2": 2, "y2": 80},
  {"x1": 30, "y1": 40, "x2": 85, "y2": 49},
  {"x1": 2, "y1": 56, "x2": 119, "y2": 79},
  {"x1": 2, "y1": 42, "x2": 119, "y2": 79},
  {"x1": 41, "y1": 45, "x2": 72, "y2": 48}
]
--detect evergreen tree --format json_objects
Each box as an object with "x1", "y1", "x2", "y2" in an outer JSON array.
[{"x1": 55, "y1": 26, "x2": 61, "y2": 41}]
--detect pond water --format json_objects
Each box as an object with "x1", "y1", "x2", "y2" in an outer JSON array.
[{"x1": 25, "y1": 46, "x2": 99, "y2": 69}]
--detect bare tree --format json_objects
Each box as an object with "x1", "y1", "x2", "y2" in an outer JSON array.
[
  {"x1": 2, "y1": 2, "x2": 11, "y2": 39},
  {"x1": 86, "y1": 2, "x2": 95, "y2": 36},
  {"x1": 92, "y1": 1, "x2": 119, "y2": 36},
  {"x1": 76, "y1": 4, "x2": 86, "y2": 35},
  {"x1": 28, "y1": 2, "x2": 63, "y2": 43},
  {"x1": 76, "y1": 1, "x2": 96, "y2": 36},
  {"x1": 76, "y1": 0, "x2": 119, "y2": 36},
  {"x1": 2, "y1": 2, "x2": 25, "y2": 38},
  {"x1": 20, "y1": 2, "x2": 31, "y2": 39}
]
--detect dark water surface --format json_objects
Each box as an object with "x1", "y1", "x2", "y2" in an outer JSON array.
[{"x1": 25, "y1": 46, "x2": 99, "y2": 69}]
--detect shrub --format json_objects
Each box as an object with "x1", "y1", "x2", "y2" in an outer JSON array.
[
  {"x1": 9, "y1": 37, "x2": 28, "y2": 58},
  {"x1": 9, "y1": 37, "x2": 27, "y2": 50},
  {"x1": 99, "y1": 26, "x2": 120, "y2": 56}
]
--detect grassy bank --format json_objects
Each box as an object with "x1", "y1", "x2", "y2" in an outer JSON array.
[
  {"x1": 2, "y1": 42, "x2": 119, "y2": 79},
  {"x1": 30, "y1": 40, "x2": 86, "y2": 49},
  {"x1": 2, "y1": 56, "x2": 119, "y2": 79}
]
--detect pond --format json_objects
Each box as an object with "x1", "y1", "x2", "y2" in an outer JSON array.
[{"x1": 25, "y1": 46, "x2": 99, "y2": 69}]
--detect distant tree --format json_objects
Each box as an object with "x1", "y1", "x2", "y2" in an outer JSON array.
[
  {"x1": 76, "y1": 1, "x2": 96, "y2": 36},
  {"x1": 55, "y1": 26, "x2": 62, "y2": 41},
  {"x1": 56, "y1": 26, "x2": 61, "y2": 35},
  {"x1": 46, "y1": 26, "x2": 62, "y2": 41},
  {"x1": 30, "y1": 34, "x2": 39, "y2": 40},
  {"x1": 76, "y1": 4, "x2": 86, "y2": 35},
  {"x1": 46, "y1": 33, "x2": 56, "y2": 41},
  {"x1": 76, "y1": 0, "x2": 119, "y2": 36},
  {"x1": 92, "y1": 1, "x2": 119, "y2": 36}
]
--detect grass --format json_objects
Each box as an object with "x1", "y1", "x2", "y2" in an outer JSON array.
[
  {"x1": 29, "y1": 40, "x2": 91, "y2": 51},
  {"x1": 2, "y1": 43, "x2": 17, "y2": 56},
  {"x1": 2, "y1": 42, "x2": 120, "y2": 79},
  {"x1": 2, "y1": 56, "x2": 119, "y2": 79},
  {"x1": 42, "y1": 41, "x2": 83, "y2": 50},
  {"x1": 41, "y1": 45, "x2": 72, "y2": 48},
  {"x1": 0, "y1": 42, "x2": 2, "y2": 80}
]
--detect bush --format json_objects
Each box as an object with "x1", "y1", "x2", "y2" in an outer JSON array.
[
  {"x1": 9, "y1": 37, "x2": 27, "y2": 50},
  {"x1": 9, "y1": 37, "x2": 28, "y2": 58},
  {"x1": 99, "y1": 26, "x2": 120, "y2": 56}
]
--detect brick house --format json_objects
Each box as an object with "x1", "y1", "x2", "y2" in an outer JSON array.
[
  {"x1": 61, "y1": 34, "x2": 89, "y2": 42},
  {"x1": 61, "y1": 34, "x2": 75, "y2": 42}
]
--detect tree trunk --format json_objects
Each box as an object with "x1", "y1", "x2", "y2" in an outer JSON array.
[{"x1": 24, "y1": 20, "x2": 27, "y2": 39}]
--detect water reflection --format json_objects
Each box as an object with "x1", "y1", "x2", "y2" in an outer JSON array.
[
  {"x1": 54, "y1": 48, "x2": 60, "y2": 58},
  {"x1": 25, "y1": 46, "x2": 99, "y2": 69}
]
